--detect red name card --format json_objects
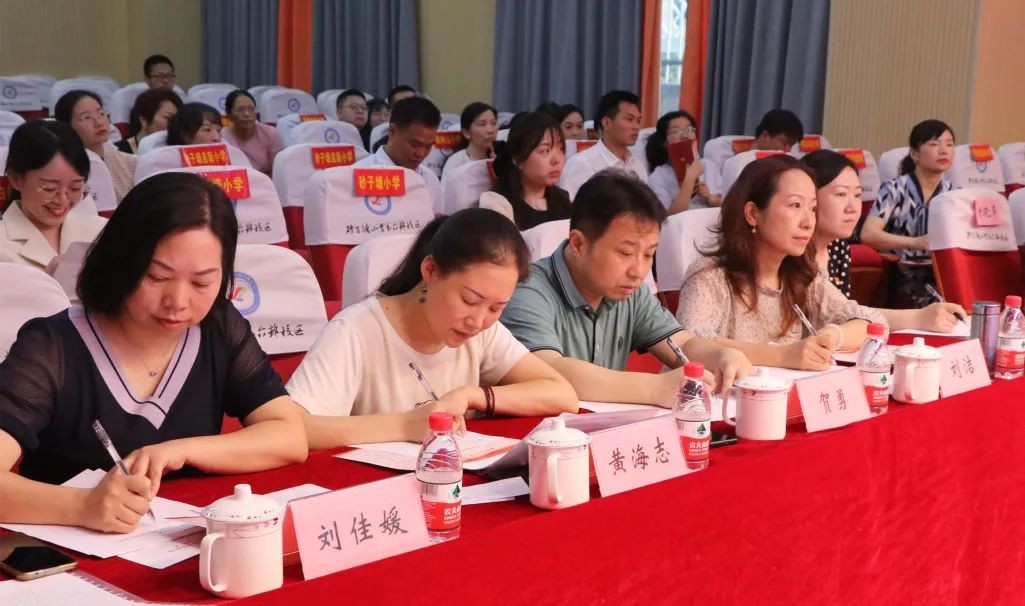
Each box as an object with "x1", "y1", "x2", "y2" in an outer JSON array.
[
  {"x1": 353, "y1": 168, "x2": 406, "y2": 197},
  {"x1": 973, "y1": 198, "x2": 1001, "y2": 227},
  {"x1": 197, "y1": 168, "x2": 251, "y2": 200},
  {"x1": 838, "y1": 148, "x2": 868, "y2": 169},
  {"x1": 288, "y1": 474, "x2": 431, "y2": 580},
  {"x1": 434, "y1": 131, "x2": 462, "y2": 149},
  {"x1": 300, "y1": 113, "x2": 327, "y2": 122},
  {"x1": 311, "y1": 145, "x2": 357, "y2": 169},
  {"x1": 969, "y1": 144, "x2": 995, "y2": 163},
  {"x1": 667, "y1": 139, "x2": 696, "y2": 182},
  {"x1": 793, "y1": 367, "x2": 872, "y2": 432},
  {"x1": 799, "y1": 136, "x2": 822, "y2": 153},
  {"x1": 755, "y1": 150, "x2": 785, "y2": 159},
  {"x1": 589, "y1": 415, "x2": 687, "y2": 497},
  {"x1": 938, "y1": 339, "x2": 992, "y2": 398},
  {"x1": 731, "y1": 138, "x2": 755, "y2": 154},
  {"x1": 575, "y1": 140, "x2": 598, "y2": 153},
  {"x1": 180, "y1": 144, "x2": 230, "y2": 167}
]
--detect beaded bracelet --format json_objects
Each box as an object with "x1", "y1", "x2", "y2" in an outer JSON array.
[{"x1": 482, "y1": 385, "x2": 496, "y2": 416}]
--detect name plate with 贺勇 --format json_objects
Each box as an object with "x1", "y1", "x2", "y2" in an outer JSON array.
[
  {"x1": 197, "y1": 168, "x2": 251, "y2": 200},
  {"x1": 179, "y1": 143, "x2": 230, "y2": 167},
  {"x1": 589, "y1": 415, "x2": 687, "y2": 497},
  {"x1": 311, "y1": 145, "x2": 357, "y2": 169},
  {"x1": 938, "y1": 338, "x2": 992, "y2": 398},
  {"x1": 793, "y1": 367, "x2": 872, "y2": 432},
  {"x1": 288, "y1": 474, "x2": 431, "y2": 580},
  {"x1": 353, "y1": 168, "x2": 406, "y2": 197}
]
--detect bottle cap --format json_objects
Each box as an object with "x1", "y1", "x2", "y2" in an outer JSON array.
[
  {"x1": 684, "y1": 362, "x2": 705, "y2": 379},
  {"x1": 428, "y1": 412, "x2": 453, "y2": 432},
  {"x1": 867, "y1": 322, "x2": 885, "y2": 337},
  {"x1": 1005, "y1": 295, "x2": 1022, "y2": 309}
]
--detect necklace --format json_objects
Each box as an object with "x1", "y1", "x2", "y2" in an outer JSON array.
[{"x1": 118, "y1": 319, "x2": 177, "y2": 377}]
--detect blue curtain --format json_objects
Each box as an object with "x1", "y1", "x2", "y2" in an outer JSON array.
[
  {"x1": 492, "y1": 0, "x2": 642, "y2": 114},
  {"x1": 201, "y1": 0, "x2": 279, "y2": 88},
  {"x1": 700, "y1": 0, "x2": 831, "y2": 140},
  {"x1": 311, "y1": 0, "x2": 421, "y2": 97}
]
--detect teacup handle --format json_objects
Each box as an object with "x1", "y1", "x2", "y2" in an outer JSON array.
[
  {"x1": 200, "y1": 532, "x2": 228, "y2": 594},
  {"x1": 721, "y1": 387, "x2": 738, "y2": 427},
  {"x1": 903, "y1": 361, "x2": 918, "y2": 401},
  {"x1": 546, "y1": 451, "x2": 561, "y2": 506}
]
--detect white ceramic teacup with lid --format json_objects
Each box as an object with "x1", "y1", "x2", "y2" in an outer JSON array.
[
  {"x1": 525, "y1": 418, "x2": 591, "y2": 510},
  {"x1": 892, "y1": 337, "x2": 941, "y2": 404},
  {"x1": 722, "y1": 368, "x2": 791, "y2": 440}
]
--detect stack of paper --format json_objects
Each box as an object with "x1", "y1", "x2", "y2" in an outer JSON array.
[
  {"x1": 0, "y1": 571, "x2": 190, "y2": 605},
  {"x1": 337, "y1": 431, "x2": 519, "y2": 471},
  {"x1": 461, "y1": 478, "x2": 529, "y2": 505}
]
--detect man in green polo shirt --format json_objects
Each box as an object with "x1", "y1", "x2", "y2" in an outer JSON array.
[{"x1": 501, "y1": 170, "x2": 752, "y2": 406}]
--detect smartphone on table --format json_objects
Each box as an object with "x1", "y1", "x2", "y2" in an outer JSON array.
[{"x1": 0, "y1": 533, "x2": 77, "y2": 581}]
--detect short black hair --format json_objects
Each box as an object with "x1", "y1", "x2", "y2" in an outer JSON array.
[
  {"x1": 367, "y1": 98, "x2": 389, "y2": 114},
  {"x1": 336, "y1": 89, "x2": 366, "y2": 110},
  {"x1": 800, "y1": 149, "x2": 859, "y2": 188},
  {"x1": 166, "y1": 102, "x2": 221, "y2": 145},
  {"x1": 53, "y1": 90, "x2": 103, "y2": 123},
  {"x1": 570, "y1": 170, "x2": 667, "y2": 240},
  {"x1": 78, "y1": 172, "x2": 238, "y2": 316},
  {"x1": 224, "y1": 89, "x2": 255, "y2": 114},
  {"x1": 754, "y1": 109, "x2": 804, "y2": 143},
  {"x1": 900, "y1": 119, "x2": 955, "y2": 175},
  {"x1": 535, "y1": 101, "x2": 562, "y2": 121},
  {"x1": 390, "y1": 96, "x2": 440, "y2": 130},
  {"x1": 595, "y1": 90, "x2": 640, "y2": 128},
  {"x1": 5, "y1": 121, "x2": 90, "y2": 184},
  {"x1": 386, "y1": 84, "x2": 417, "y2": 106},
  {"x1": 144, "y1": 54, "x2": 175, "y2": 77},
  {"x1": 128, "y1": 89, "x2": 183, "y2": 137}
]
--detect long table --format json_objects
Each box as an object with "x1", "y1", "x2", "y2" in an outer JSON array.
[{"x1": 11, "y1": 338, "x2": 1025, "y2": 604}]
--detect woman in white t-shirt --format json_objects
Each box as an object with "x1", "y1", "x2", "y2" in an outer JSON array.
[
  {"x1": 645, "y1": 110, "x2": 705, "y2": 215},
  {"x1": 287, "y1": 208, "x2": 578, "y2": 449}
]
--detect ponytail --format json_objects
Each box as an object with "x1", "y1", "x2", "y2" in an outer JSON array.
[
  {"x1": 377, "y1": 215, "x2": 450, "y2": 296},
  {"x1": 901, "y1": 118, "x2": 955, "y2": 176},
  {"x1": 899, "y1": 154, "x2": 916, "y2": 175}
]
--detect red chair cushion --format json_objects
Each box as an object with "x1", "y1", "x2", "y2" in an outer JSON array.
[
  {"x1": 850, "y1": 243, "x2": 883, "y2": 268},
  {"x1": 932, "y1": 249, "x2": 1025, "y2": 309},
  {"x1": 282, "y1": 206, "x2": 306, "y2": 250},
  {"x1": 308, "y1": 244, "x2": 354, "y2": 300}
]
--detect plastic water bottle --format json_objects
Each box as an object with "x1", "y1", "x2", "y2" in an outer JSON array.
[
  {"x1": 857, "y1": 322, "x2": 893, "y2": 415},
  {"x1": 995, "y1": 295, "x2": 1025, "y2": 380},
  {"x1": 673, "y1": 362, "x2": 711, "y2": 471},
  {"x1": 415, "y1": 412, "x2": 462, "y2": 543}
]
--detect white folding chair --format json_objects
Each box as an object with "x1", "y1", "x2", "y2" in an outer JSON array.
[
  {"x1": 110, "y1": 83, "x2": 148, "y2": 132},
  {"x1": 317, "y1": 89, "x2": 344, "y2": 117},
  {"x1": 422, "y1": 126, "x2": 461, "y2": 179},
  {"x1": 947, "y1": 144, "x2": 1005, "y2": 193},
  {"x1": 789, "y1": 134, "x2": 833, "y2": 158},
  {"x1": 369, "y1": 122, "x2": 390, "y2": 150},
  {"x1": 248, "y1": 85, "x2": 285, "y2": 104},
  {"x1": 188, "y1": 83, "x2": 238, "y2": 97},
  {"x1": 136, "y1": 130, "x2": 167, "y2": 155},
  {"x1": 629, "y1": 127, "x2": 656, "y2": 174},
  {"x1": 497, "y1": 112, "x2": 516, "y2": 127},
  {"x1": 231, "y1": 244, "x2": 327, "y2": 354},
  {"x1": 0, "y1": 110, "x2": 26, "y2": 146},
  {"x1": 998, "y1": 142, "x2": 1025, "y2": 191},
  {"x1": 496, "y1": 128, "x2": 509, "y2": 142},
  {"x1": 0, "y1": 77, "x2": 45, "y2": 113},
  {"x1": 165, "y1": 165, "x2": 288, "y2": 245},
  {"x1": 188, "y1": 85, "x2": 236, "y2": 115},
  {"x1": 18, "y1": 74, "x2": 55, "y2": 106},
  {"x1": 48, "y1": 78, "x2": 113, "y2": 115},
  {"x1": 720, "y1": 150, "x2": 790, "y2": 196},
  {"x1": 341, "y1": 233, "x2": 418, "y2": 308},
  {"x1": 702, "y1": 135, "x2": 756, "y2": 196},
  {"x1": 878, "y1": 147, "x2": 909, "y2": 185},
  {"x1": 276, "y1": 113, "x2": 328, "y2": 145},
  {"x1": 655, "y1": 207, "x2": 721, "y2": 312},
  {"x1": 74, "y1": 76, "x2": 119, "y2": 95},
  {"x1": 257, "y1": 89, "x2": 318, "y2": 125},
  {"x1": 135, "y1": 142, "x2": 252, "y2": 183},
  {"x1": 439, "y1": 113, "x2": 460, "y2": 130},
  {"x1": 443, "y1": 159, "x2": 494, "y2": 214},
  {"x1": 288, "y1": 120, "x2": 364, "y2": 148},
  {"x1": 0, "y1": 263, "x2": 71, "y2": 361}
]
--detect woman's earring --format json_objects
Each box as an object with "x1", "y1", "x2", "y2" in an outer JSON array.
[
  {"x1": 751, "y1": 226, "x2": 757, "y2": 234},
  {"x1": 418, "y1": 285, "x2": 428, "y2": 304}
]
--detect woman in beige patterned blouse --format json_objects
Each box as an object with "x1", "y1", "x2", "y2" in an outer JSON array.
[{"x1": 675, "y1": 154, "x2": 884, "y2": 371}]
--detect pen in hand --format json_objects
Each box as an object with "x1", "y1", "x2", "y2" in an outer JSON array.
[
  {"x1": 408, "y1": 362, "x2": 439, "y2": 407},
  {"x1": 924, "y1": 284, "x2": 967, "y2": 322},
  {"x1": 92, "y1": 419, "x2": 157, "y2": 523},
  {"x1": 665, "y1": 336, "x2": 689, "y2": 366}
]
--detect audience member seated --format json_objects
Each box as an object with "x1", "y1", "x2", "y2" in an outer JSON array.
[
  {"x1": 1, "y1": 121, "x2": 106, "y2": 274},
  {"x1": 335, "y1": 89, "x2": 369, "y2": 147},
  {"x1": 559, "y1": 90, "x2": 647, "y2": 199},
  {"x1": 115, "y1": 89, "x2": 182, "y2": 155},
  {"x1": 675, "y1": 155, "x2": 882, "y2": 371},
  {"x1": 143, "y1": 54, "x2": 177, "y2": 91},
  {"x1": 557, "y1": 104, "x2": 585, "y2": 141},
  {"x1": 287, "y1": 208, "x2": 578, "y2": 449},
  {"x1": 0, "y1": 173, "x2": 307, "y2": 532},
  {"x1": 802, "y1": 150, "x2": 967, "y2": 332},
  {"x1": 479, "y1": 111, "x2": 571, "y2": 229},
  {"x1": 501, "y1": 170, "x2": 752, "y2": 405},
  {"x1": 645, "y1": 110, "x2": 705, "y2": 214},
  {"x1": 442, "y1": 102, "x2": 498, "y2": 180},
  {"x1": 54, "y1": 90, "x2": 137, "y2": 204},
  {"x1": 367, "y1": 98, "x2": 390, "y2": 129},
  {"x1": 166, "y1": 102, "x2": 223, "y2": 146},
  {"x1": 386, "y1": 84, "x2": 417, "y2": 107},
  {"x1": 354, "y1": 96, "x2": 443, "y2": 214},
  {"x1": 860, "y1": 119, "x2": 957, "y2": 307},
  {"x1": 220, "y1": 90, "x2": 284, "y2": 176}
]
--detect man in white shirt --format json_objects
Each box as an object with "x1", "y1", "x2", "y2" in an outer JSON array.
[
  {"x1": 559, "y1": 90, "x2": 648, "y2": 199},
  {"x1": 354, "y1": 96, "x2": 444, "y2": 214}
]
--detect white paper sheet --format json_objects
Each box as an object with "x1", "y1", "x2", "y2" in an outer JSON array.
[
  {"x1": 0, "y1": 571, "x2": 191, "y2": 605},
  {"x1": 337, "y1": 432, "x2": 519, "y2": 471},
  {"x1": 462, "y1": 478, "x2": 530, "y2": 505},
  {"x1": 894, "y1": 320, "x2": 970, "y2": 338}
]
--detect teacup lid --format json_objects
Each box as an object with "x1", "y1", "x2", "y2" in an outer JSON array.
[
  {"x1": 894, "y1": 337, "x2": 941, "y2": 360},
  {"x1": 201, "y1": 484, "x2": 283, "y2": 523},
  {"x1": 524, "y1": 418, "x2": 590, "y2": 448},
  {"x1": 734, "y1": 367, "x2": 790, "y2": 391}
]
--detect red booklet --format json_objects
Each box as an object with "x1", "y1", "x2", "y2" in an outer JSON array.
[{"x1": 667, "y1": 139, "x2": 696, "y2": 183}]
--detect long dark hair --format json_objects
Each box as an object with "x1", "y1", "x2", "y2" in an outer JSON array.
[
  {"x1": 490, "y1": 111, "x2": 571, "y2": 229},
  {"x1": 900, "y1": 119, "x2": 954, "y2": 175},
  {"x1": 702, "y1": 154, "x2": 818, "y2": 337},
  {"x1": 645, "y1": 110, "x2": 697, "y2": 171},
  {"x1": 78, "y1": 172, "x2": 238, "y2": 316},
  {"x1": 377, "y1": 208, "x2": 530, "y2": 296}
]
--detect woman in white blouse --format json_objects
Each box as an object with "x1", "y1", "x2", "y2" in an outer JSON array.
[
  {"x1": 441, "y1": 102, "x2": 498, "y2": 180},
  {"x1": 0, "y1": 121, "x2": 106, "y2": 272},
  {"x1": 645, "y1": 110, "x2": 705, "y2": 215},
  {"x1": 287, "y1": 208, "x2": 578, "y2": 450}
]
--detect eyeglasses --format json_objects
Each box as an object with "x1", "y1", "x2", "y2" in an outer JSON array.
[
  {"x1": 36, "y1": 184, "x2": 90, "y2": 203},
  {"x1": 668, "y1": 126, "x2": 696, "y2": 138},
  {"x1": 75, "y1": 111, "x2": 110, "y2": 127},
  {"x1": 147, "y1": 72, "x2": 176, "y2": 81}
]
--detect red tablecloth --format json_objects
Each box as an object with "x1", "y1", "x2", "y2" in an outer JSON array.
[{"x1": 8, "y1": 336, "x2": 1025, "y2": 605}]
